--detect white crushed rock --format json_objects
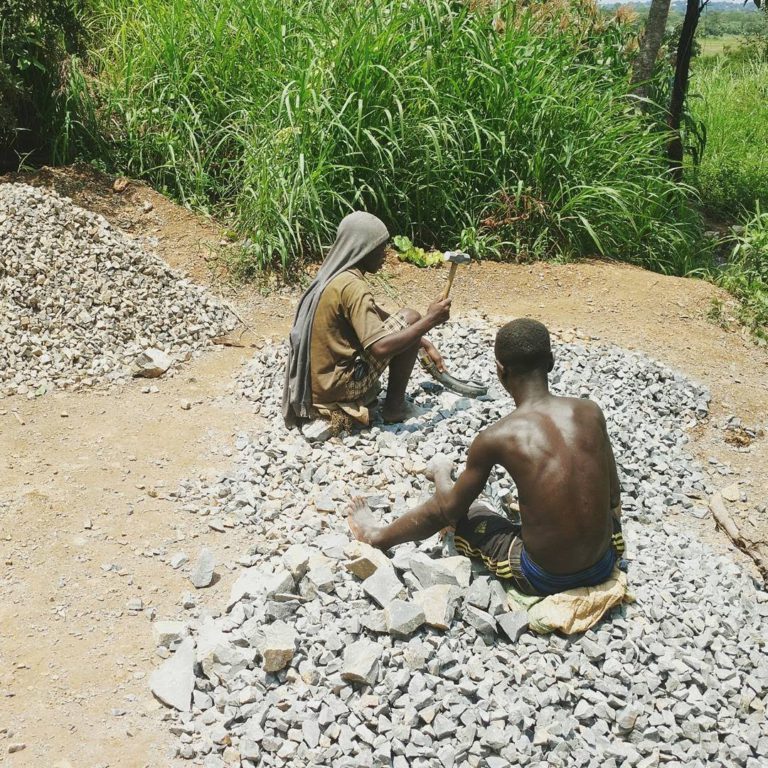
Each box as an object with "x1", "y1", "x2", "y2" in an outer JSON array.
[
  {"x1": 0, "y1": 182, "x2": 236, "y2": 397},
  {"x1": 154, "y1": 321, "x2": 767, "y2": 768}
]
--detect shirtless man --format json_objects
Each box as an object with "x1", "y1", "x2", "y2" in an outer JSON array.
[{"x1": 348, "y1": 318, "x2": 624, "y2": 596}]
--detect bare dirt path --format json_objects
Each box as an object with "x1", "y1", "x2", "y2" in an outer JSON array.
[{"x1": 0, "y1": 169, "x2": 765, "y2": 766}]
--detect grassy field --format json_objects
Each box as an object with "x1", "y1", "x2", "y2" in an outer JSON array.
[
  {"x1": 699, "y1": 34, "x2": 743, "y2": 57},
  {"x1": 66, "y1": 0, "x2": 702, "y2": 275},
  {"x1": 689, "y1": 57, "x2": 768, "y2": 219}
]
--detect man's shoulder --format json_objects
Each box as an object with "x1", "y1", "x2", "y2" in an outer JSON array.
[{"x1": 324, "y1": 269, "x2": 368, "y2": 300}]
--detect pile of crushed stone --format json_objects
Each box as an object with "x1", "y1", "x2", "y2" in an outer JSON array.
[
  {"x1": 0, "y1": 183, "x2": 237, "y2": 397},
  {"x1": 152, "y1": 321, "x2": 767, "y2": 768}
]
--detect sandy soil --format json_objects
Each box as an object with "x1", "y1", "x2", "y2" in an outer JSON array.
[{"x1": 0, "y1": 167, "x2": 765, "y2": 766}]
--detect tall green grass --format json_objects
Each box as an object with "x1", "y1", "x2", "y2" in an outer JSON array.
[
  {"x1": 688, "y1": 57, "x2": 768, "y2": 219},
  {"x1": 68, "y1": 0, "x2": 702, "y2": 274}
]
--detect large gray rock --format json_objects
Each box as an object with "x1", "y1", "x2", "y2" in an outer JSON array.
[
  {"x1": 409, "y1": 553, "x2": 471, "y2": 589},
  {"x1": 463, "y1": 605, "x2": 497, "y2": 636},
  {"x1": 341, "y1": 639, "x2": 382, "y2": 686},
  {"x1": 132, "y1": 347, "x2": 173, "y2": 378},
  {"x1": 384, "y1": 599, "x2": 426, "y2": 638},
  {"x1": 149, "y1": 637, "x2": 195, "y2": 711},
  {"x1": 362, "y1": 564, "x2": 405, "y2": 607},
  {"x1": 283, "y1": 544, "x2": 312, "y2": 580},
  {"x1": 497, "y1": 610, "x2": 529, "y2": 642},
  {"x1": 413, "y1": 585, "x2": 461, "y2": 630},
  {"x1": 226, "y1": 567, "x2": 265, "y2": 610}
]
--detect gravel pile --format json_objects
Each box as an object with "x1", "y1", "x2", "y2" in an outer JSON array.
[
  {"x1": 155, "y1": 320, "x2": 768, "y2": 768},
  {"x1": 0, "y1": 183, "x2": 237, "y2": 397}
]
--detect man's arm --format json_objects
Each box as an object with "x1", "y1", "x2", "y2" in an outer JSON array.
[
  {"x1": 356, "y1": 432, "x2": 496, "y2": 550},
  {"x1": 368, "y1": 298, "x2": 450, "y2": 360}
]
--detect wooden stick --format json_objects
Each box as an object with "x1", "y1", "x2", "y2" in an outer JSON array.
[
  {"x1": 710, "y1": 492, "x2": 767, "y2": 586},
  {"x1": 442, "y1": 262, "x2": 458, "y2": 300}
]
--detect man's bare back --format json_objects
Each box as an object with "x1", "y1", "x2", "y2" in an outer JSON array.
[
  {"x1": 478, "y1": 395, "x2": 617, "y2": 573},
  {"x1": 348, "y1": 318, "x2": 623, "y2": 596}
]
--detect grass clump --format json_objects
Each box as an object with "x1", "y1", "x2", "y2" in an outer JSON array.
[
  {"x1": 688, "y1": 57, "x2": 768, "y2": 219},
  {"x1": 68, "y1": 0, "x2": 702, "y2": 274},
  {"x1": 717, "y1": 206, "x2": 768, "y2": 341}
]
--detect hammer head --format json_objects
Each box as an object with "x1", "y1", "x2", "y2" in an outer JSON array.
[{"x1": 443, "y1": 250, "x2": 471, "y2": 265}]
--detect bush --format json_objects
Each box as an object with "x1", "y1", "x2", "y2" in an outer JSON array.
[
  {"x1": 0, "y1": 0, "x2": 87, "y2": 168},
  {"x1": 68, "y1": 0, "x2": 703, "y2": 274},
  {"x1": 717, "y1": 205, "x2": 768, "y2": 341},
  {"x1": 688, "y1": 56, "x2": 768, "y2": 218}
]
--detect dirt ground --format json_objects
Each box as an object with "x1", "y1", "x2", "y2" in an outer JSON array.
[{"x1": 1, "y1": 167, "x2": 766, "y2": 766}]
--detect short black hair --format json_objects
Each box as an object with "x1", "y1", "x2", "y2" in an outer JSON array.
[{"x1": 495, "y1": 319, "x2": 553, "y2": 374}]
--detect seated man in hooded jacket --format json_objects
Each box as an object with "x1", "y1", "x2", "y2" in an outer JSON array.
[{"x1": 283, "y1": 212, "x2": 451, "y2": 427}]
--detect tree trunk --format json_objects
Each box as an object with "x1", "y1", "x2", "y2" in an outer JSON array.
[
  {"x1": 630, "y1": 0, "x2": 672, "y2": 105},
  {"x1": 667, "y1": 0, "x2": 707, "y2": 181}
]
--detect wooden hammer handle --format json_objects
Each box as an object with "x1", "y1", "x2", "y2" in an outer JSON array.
[{"x1": 442, "y1": 262, "x2": 458, "y2": 300}]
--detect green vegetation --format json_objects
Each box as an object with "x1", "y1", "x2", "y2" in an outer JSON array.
[
  {"x1": 717, "y1": 206, "x2": 768, "y2": 340},
  {"x1": 66, "y1": 0, "x2": 701, "y2": 274},
  {"x1": 699, "y1": 34, "x2": 742, "y2": 57},
  {"x1": 688, "y1": 58, "x2": 768, "y2": 219},
  {"x1": 1, "y1": 0, "x2": 764, "y2": 338},
  {"x1": 393, "y1": 236, "x2": 442, "y2": 269},
  {"x1": 0, "y1": 0, "x2": 86, "y2": 168}
]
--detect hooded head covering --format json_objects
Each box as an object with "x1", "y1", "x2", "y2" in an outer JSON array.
[{"x1": 282, "y1": 211, "x2": 389, "y2": 426}]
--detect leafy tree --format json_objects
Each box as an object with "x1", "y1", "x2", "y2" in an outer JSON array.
[
  {"x1": 0, "y1": 0, "x2": 86, "y2": 169},
  {"x1": 631, "y1": 0, "x2": 672, "y2": 104}
]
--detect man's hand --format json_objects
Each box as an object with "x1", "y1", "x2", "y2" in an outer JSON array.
[
  {"x1": 426, "y1": 297, "x2": 451, "y2": 327},
  {"x1": 420, "y1": 338, "x2": 446, "y2": 373}
]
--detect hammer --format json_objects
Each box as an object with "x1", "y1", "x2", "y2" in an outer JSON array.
[{"x1": 442, "y1": 251, "x2": 471, "y2": 300}]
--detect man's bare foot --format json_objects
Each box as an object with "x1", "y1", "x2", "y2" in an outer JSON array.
[
  {"x1": 425, "y1": 453, "x2": 455, "y2": 482},
  {"x1": 347, "y1": 496, "x2": 383, "y2": 547},
  {"x1": 382, "y1": 401, "x2": 425, "y2": 424}
]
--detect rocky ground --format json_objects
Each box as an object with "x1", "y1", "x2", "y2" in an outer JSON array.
[
  {"x1": 146, "y1": 322, "x2": 767, "y2": 768},
  {"x1": 1, "y1": 169, "x2": 766, "y2": 767}
]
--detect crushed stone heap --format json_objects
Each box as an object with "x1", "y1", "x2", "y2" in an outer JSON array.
[
  {"x1": 154, "y1": 322, "x2": 767, "y2": 768},
  {"x1": 0, "y1": 182, "x2": 237, "y2": 397}
]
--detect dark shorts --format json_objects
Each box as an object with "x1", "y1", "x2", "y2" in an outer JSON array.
[{"x1": 454, "y1": 503, "x2": 625, "y2": 597}]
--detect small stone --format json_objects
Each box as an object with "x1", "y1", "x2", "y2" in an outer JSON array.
[
  {"x1": 463, "y1": 605, "x2": 496, "y2": 636},
  {"x1": 385, "y1": 599, "x2": 426, "y2": 638},
  {"x1": 413, "y1": 585, "x2": 460, "y2": 630},
  {"x1": 616, "y1": 704, "x2": 641, "y2": 732},
  {"x1": 258, "y1": 620, "x2": 296, "y2": 672},
  {"x1": 497, "y1": 610, "x2": 528, "y2": 643},
  {"x1": 180, "y1": 399, "x2": 192, "y2": 411},
  {"x1": 283, "y1": 544, "x2": 312, "y2": 579},
  {"x1": 132, "y1": 347, "x2": 173, "y2": 378},
  {"x1": 341, "y1": 638, "x2": 383, "y2": 686},
  {"x1": 226, "y1": 567, "x2": 265, "y2": 610},
  {"x1": 169, "y1": 552, "x2": 188, "y2": 569},
  {"x1": 362, "y1": 564, "x2": 405, "y2": 607},
  {"x1": 149, "y1": 637, "x2": 195, "y2": 711},
  {"x1": 344, "y1": 541, "x2": 392, "y2": 580},
  {"x1": 152, "y1": 620, "x2": 187, "y2": 648},
  {"x1": 190, "y1": 548, "x2": 215, "y2": 589},
  {"x1": 465, "y1": 576, "x2": 491, "y2": 610},
  {"x1": 126, "y1": 597, "x2": 143, "y2": 611},
  {"x1": 302, "y1": 719, "x2": 321, "y2": 749},
  {"x1": 721, "y1": 483, "x2": 740, "y2": 502},
  {"x1": 8, "y1": 744, "x2": 26, "y2": 754},
  {"x1": 306, "y1": 564, "x2": 335, "y2": 593},
  {"x1": 302, "y1": 420, "x2": 333, "y2": 443}
]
